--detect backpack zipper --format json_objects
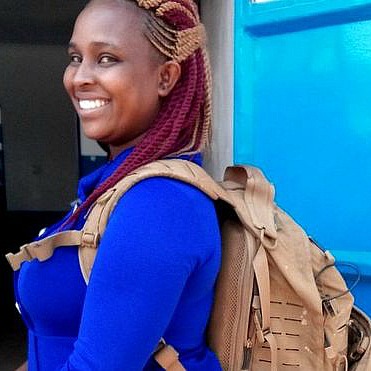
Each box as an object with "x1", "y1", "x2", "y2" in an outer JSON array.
[{"x1": 242, "y1": 338, "x2": 253, "y2": 369}]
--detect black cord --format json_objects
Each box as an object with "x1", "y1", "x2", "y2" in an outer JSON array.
[{"x1": 315, "y1": 261, "x2": 361, "y2": 302}]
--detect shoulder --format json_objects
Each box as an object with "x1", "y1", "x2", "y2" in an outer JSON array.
[
  {"x1": 113, "y1": 175, "x2": 216, "y2": 220},
  {"x1": 107, "y1": 175, "x2": 220, "y2": 249},
  {"x1": 96, "y1": 175, "x2": 221, "y2": 274}
]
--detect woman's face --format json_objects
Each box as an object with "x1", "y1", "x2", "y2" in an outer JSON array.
[{"x1": 63, "y1": 1, "x2": 166, "y2": 156}]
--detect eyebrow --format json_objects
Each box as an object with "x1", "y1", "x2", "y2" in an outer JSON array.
[{"x1": 68, "y1": 41, "x2": 122, "y2": 51}]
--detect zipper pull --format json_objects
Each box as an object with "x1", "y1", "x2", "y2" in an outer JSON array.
[{"x1": 242, "y1": 339, "x2": 253, "y2": 370}]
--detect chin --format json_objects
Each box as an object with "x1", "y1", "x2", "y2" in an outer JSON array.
[{"x1": 81, "y1": 127, "x2": 107, "y2": 142}]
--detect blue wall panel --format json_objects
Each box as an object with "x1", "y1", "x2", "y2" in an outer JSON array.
[{"x1": 235, "y1": 0, "x2": 371, "y2": 314}]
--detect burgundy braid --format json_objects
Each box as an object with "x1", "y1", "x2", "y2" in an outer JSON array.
[{"x1": 61, "y1": 0, "x2": 209, "y2": 229}]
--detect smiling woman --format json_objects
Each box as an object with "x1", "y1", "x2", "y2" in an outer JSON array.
[
  {"x1": 10, "y1": 0, "x2": 223, "y2": 370},
  {"x1": 63, "y1": 0, "x2": 179, "y2": 156}
]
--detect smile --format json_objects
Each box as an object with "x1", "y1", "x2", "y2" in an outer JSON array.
[{"x1": 78, "y1": 99, "x2": 110, "y2": 110}]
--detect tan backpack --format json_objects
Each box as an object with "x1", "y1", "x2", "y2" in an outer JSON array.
[{"x1": 6, "y1": 159, "x2": 371, "y2": 371}]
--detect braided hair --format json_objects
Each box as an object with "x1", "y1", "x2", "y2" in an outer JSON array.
[{"x1": 63, "y1": 0, "x2": 212, "y2": 228}]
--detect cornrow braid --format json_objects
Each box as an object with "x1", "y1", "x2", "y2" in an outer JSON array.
[
  {"x1": 61, "y1": 0, "x2": 212, "y2": 230},
  {"x1": 156, "y1": 2, "x2": 198, "y2": 25}
]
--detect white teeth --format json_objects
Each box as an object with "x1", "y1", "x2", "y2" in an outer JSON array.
[{"x1": 79, "y1": 99, "x2": 109, "y2": 110}]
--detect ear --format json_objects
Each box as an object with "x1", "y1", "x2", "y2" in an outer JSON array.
[{"x1": 157, "y1": 61, "x2": 181, "y2": 97}]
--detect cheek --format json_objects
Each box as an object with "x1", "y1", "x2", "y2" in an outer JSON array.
[{"x1": 63, "y1": 68, "x2": 73, "y2": 93}]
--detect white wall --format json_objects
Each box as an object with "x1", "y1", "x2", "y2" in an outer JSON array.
[
  {"x1": 201, "y1": 0, "x2": 235, "y2": 180},
  {"x1": 79, "y1": 124, "x2": 106, "y2": 157}
]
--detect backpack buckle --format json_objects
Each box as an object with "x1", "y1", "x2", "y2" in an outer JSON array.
[
  {"x1": 253, "y1": 309, "x2": 271, "y2": 344},
  {"x1": 257, "y1": 327, "x2": 272, "y2": 344},
  {"x1": 348, "y1": 319, "x2": 369, "y2": 362},
  {"x1": 81, "y1": 231, "x2": 100, "y2": 249},
  {"x1": 153, "y1": 338, "x2": 185, "y2": 371}
]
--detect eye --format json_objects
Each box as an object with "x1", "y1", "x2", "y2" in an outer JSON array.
[
  {"x1": 68, "y1": 53, "x2": 82, "y2": 64},
  {"x1": 99, "y1": 55, "x2": 118, "y2": 64}
]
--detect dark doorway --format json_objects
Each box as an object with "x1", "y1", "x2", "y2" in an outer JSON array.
[{"x1": 0, "y1": 2, "x2": 86, "y2": 369}]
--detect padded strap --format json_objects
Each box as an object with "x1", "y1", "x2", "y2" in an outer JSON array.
[
  {"x1": 78, "y1": 159, "x2": 235, "y2": 283},
  {"x1": 78, "y1": 189, "x2": 117, "y2": 282},
  {"x1": 6, "y1": 159, "x2": 277, "y2": 274},
  {"x1": 230, "y1": 164, "x2": 278, "y2": 370},
  {"x1": 110, "y1": 159, "x2": 233, "y2": 205},
  {"x1": 224, "y1": 165, "x2": 277, "y2": 242}
]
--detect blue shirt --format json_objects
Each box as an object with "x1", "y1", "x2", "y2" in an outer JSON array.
[{"x1": 14, "y1": 148, "x2": 222, "y2": 370}]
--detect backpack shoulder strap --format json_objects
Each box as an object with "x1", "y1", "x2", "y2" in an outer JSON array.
[
  {"x1": 80, "y1": 160, "x2": 280, "y2": 370},
  {"x1": 222, "y1": 165, "x2": 279, "y2": 370},
  {"x1": 79, "y1": 159, "x2": 235, "y2": 283},
  {"x1": 221, "y1": 165, "x2": 277, "y2": 241},
  {"x1": 5, "y1": 160, "x2": 277, "y2": 277},
  {"x1": 4, "y1": 159, "x2": 233, "y2": 275}
]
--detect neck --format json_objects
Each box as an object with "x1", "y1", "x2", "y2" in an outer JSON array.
[{"x1": 108, "y1": 133, "x2": 146, "y2": 160}]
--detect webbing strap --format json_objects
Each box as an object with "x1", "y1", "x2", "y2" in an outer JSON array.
[
  {"x1": 335, "y1": 354, "x2": 348, "y2": 371},
  {"x1": 154, "y1": 342, "x2": 186, "y2": 371},
  {"x1": 253, "y1": 244, "x2": 278, "y2": 371},
  {"x1": 6, "y1": 231, "x2": 84, "y2": 271},
  {"x1": 253, "y1": 245, "x2": 271, "y2": 333},
  {"x1": 265, "y1": 333, "x2": 278, "y2": 371}
]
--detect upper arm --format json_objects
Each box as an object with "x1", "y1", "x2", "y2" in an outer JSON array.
[{"x1": 63, "y1": 177, "x2": 219, "y2": 370}]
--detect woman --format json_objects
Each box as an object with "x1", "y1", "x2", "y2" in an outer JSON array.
[{"x1": 13, "y1": 0, "x2": 222, "y2": 369}]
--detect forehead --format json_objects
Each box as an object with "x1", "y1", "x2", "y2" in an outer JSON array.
[{"x1": 71, "y1": 1, "x2": 146, "y2": 47}]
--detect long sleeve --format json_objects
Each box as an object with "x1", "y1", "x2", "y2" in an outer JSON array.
[{"x1": 61, "y1": 177, "x2": 221, "y2": 370}]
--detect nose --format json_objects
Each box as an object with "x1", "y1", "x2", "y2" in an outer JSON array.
[{"x1": 72, "y1": 60, "x2": 95, "y2": 87}]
